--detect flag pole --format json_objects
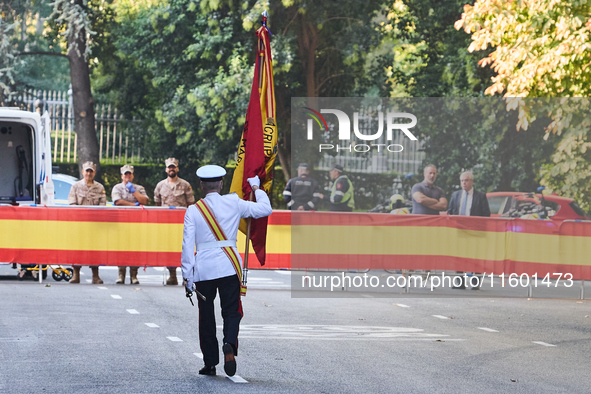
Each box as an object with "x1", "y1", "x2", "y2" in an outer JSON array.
[{"x1": 242, "y1": 190, "x2": 254, "y2": 294}]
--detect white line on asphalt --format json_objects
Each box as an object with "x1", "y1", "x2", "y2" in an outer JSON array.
[
  {"x1": 248, "y1": 277, "x2": 272, "y2": 281},
  {"x1": 127, "y1": 309, "x2": 139, "y2": 314},
  {"x1": 145, "y1": 323, "x2": 159, "y2": 328},
  {"x1": 274, "y1": 270, "x2": 291, "y2": 275},
  {"x1": 395, "y1": 304, "x2": 410, "y2": 308},
  {"x1": 98, "y1": 287, "x2": 108, "y2": 290},
  {"x1": 432, "y1": 315, "x2": 450, "y2": 320},
  {"x1": 226, "y1": 375, "x2": 248, "y2": 383},
  {"x1": 167, "y1": 337, "x2": 183, "y2": 342},
  {"x1": 478, "y1": 327, "x2": 499, "y2": 333},
  {"x1": 533, "y1": 341, "x2": 556, "y2": 347},
  {"x1": 193, "y1": 353, "x2": 203, "y2": 359},
  {"x1": 102, "y1": 266, "x2": 118, "y2": 270},
  {"x1": 153, "y1": 267, "x2": 165, "y2": 271},
  {"x1": 85, "y1": 279, "x2": 91, "y2": 283},
  {"x1": 111, "y1": 295, "x2": 122, "y2": 299},
  {"x1": 240, "y1": 336, "x2": 465, "y2": 341}
]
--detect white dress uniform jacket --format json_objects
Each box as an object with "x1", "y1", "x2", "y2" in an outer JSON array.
[{"x1": 181, "y1": 190, "x2": 272, "y2": 284}]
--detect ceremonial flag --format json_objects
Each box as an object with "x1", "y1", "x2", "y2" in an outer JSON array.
[{"x1": 230, "y1": 12, "x2": 278, "y2": 266}]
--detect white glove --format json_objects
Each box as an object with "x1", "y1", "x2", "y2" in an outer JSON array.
[
  {"x1": 247, "y1": 175, "x2": 260, "y2": 188},
  {"x1": 184, "y1": 278, "x2": 194, "y2": 293}
]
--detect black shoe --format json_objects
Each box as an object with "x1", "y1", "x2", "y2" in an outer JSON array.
[
  {"x1": 199, "y1": 365, "x2": 216, "y2": 376},
  {"x1": 223, "y1": 343, "x2": 237, "y2": 377}
]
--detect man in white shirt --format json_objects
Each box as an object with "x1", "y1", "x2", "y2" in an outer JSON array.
[{"x1": 181, "y1": 165, "x2": 272, "y2": 377}]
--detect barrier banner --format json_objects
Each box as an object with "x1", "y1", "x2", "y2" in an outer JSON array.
[
  {"x1": 0, "y1": 206, "x2": 291, "y2": 269},
  {"x1": 3, "y1": 206, "x2": 591, "y2": 280},
  {"x1": 291, "y1": 212, "x2": 591, "y2": 280}
]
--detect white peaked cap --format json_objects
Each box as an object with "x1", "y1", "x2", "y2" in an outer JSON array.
[{"x1": 196, "y1": 165, "x2": 226, "y2": 181}]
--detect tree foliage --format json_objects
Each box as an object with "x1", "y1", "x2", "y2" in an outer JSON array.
[{"x1": 456, "y1": 0, "x2": 591, "y2": 210}]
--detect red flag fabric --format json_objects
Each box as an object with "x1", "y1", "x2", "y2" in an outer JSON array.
[{"x1": 229, "y1": 19, "x2": 278, "y2": 266}]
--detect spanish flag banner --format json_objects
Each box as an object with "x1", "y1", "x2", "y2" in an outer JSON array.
[{"x1": 230, "y1": 12, "x2": 278, "y2": 265}]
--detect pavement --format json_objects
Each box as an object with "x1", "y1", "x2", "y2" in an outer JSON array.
[{"x1": 1, "y1": 266, "x2": 590, "y2": 393}]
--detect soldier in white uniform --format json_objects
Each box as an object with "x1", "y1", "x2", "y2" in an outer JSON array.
[
  {"x1": 181, "y1": 165, "x2": 272, "y2": 377},
  {"x1": 67, "y1": 161, "x2": 106, "y2": 284},
  {"x1": 154, "y1": 157, "x2": 195, "y2": 285},
  {"x1": 112, "y1": 164, "x2": 149, "y2": 284}
]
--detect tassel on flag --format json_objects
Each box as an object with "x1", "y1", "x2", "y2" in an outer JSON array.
[{"x1": 230, "y1": 10, "x2": 278, "y2": 266}]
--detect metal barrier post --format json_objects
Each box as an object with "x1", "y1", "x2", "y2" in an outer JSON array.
[
  {"x1": 527, "y1": 277, "x2": 533, "y2": 298},
  {"x1": 580, "y1": 280, "x2": 585, "y2": 300},
  {"x1": 404, "y1": 270, "x2": 410, "y2": 293}
]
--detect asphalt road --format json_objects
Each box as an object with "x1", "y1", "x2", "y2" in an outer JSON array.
[{"x1": 1, "y1": 267, "x2": 590, "y2": 393}]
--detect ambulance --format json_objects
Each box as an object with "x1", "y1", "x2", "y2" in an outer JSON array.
[{"x1": 0, "y1": 107, "x2": 54, "y2": 206}]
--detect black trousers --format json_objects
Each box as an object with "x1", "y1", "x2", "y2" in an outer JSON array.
[{"x1": 196, "y1": 274, "x2": 243, "y2": 367}]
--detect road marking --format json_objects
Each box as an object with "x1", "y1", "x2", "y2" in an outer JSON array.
[
  {"x1": 111, "y1": 295, "x2": 122, "y2": 300},
  {"x1": 85, "y1": 279, "x2": 92, "y2": 283},
  {"x1": 274, "y1": 270, "x2": 291, "y2": 275},
  {"x1": 127, "y1": 309, "x2": 139, "y2": 314},
  {"x1": 167, "y1": 337, "x2": 183, "y2": 342},
  {"x1": 395, "y1": 303, "x2": 410, "y2": 308},
  {"x1": 98, "y1": 287, "x2": 108, "y2": 290},
  {"x1": 533, "y1": 341, "x2": 556, "y2": 347},
  {"x1": 235, "y1": 325, "x2": 454, "y2": 340},
  {"x1": 227, "y1": 375, "x2": 248, "y2": 383},
  {"x1": 193, "y1": 353, "x2": 203, "y2": 359},
  {"x1": 432, "y1": 315, "x2": 450, "y2": 320},
  {"x1": 241, "y1": 336, "x2": 464, "y2": 341},
  {"x1": 478, "y1": 327, "x2": 499, "y2": 333},
  {"x1": 248, "y1": 277, "x2": 272, "y2": 281},
  {"x1": 145, "y1": 323, "x2": 159, "y2": 328},
  {"x1": 153, "y1": 267, "x2": 165, "y2": 271}
]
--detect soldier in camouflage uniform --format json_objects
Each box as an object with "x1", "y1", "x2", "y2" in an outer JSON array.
[
  {"x1": 67, "y1": 161, "x2": 107, "y2": 284},
  {"x1": 112, "y1": 164, "x2": 149, "y2": 284},
  {"x1": 154, "y1": 157, "x2": 195, "y2": 285}
]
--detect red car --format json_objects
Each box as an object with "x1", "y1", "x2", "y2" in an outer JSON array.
[{"x1": 486, "y1": 192, "x2": 588, "y2": 220}]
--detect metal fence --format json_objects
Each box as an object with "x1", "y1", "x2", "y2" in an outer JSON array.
[{"x1": 17, "y1": 89, "x2": 143, "y2": 164}]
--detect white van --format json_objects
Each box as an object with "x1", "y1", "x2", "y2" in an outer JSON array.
[{"x1": 0, "y1": 107, "x2": 54, "y2": 206}]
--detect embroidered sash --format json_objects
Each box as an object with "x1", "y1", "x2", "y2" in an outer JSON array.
[{"x1": 195, "y1": 199, "x2": 246, "y2": 296}]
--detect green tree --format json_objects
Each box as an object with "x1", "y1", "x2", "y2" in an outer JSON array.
[
  {"x1": 0, "y1": 0, "x2": 112, "y2": 178},
  {"x1": 456, "y1": 0, "x2": 591, "y2": 209}
]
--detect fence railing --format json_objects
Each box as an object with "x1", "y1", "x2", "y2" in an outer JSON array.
[{"x1": 17, "y1": 89, "x2": 144, "y2": 164}]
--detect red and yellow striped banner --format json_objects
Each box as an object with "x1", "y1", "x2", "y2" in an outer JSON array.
[
  {"x1": 290, "y1": 212, "x2": 591, "y2": 280},
  {"x1": 2, "y1": 207, "x2": 591, "y2": 280},
  {"x1": 0, "y1": 206, "x2": 290, "y2": 268}
]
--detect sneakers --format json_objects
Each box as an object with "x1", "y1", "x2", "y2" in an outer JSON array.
[
  {"x1": 199, "y1": 365, "x2": 216, "y2": 376},
  {"x1": 223, "y1": 343, "x2": 237, "y2": 377}
]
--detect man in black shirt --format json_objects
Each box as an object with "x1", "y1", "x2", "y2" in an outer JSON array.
[{"x1": 283, "y1": 163, "x2": 320, "y2": 210}]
